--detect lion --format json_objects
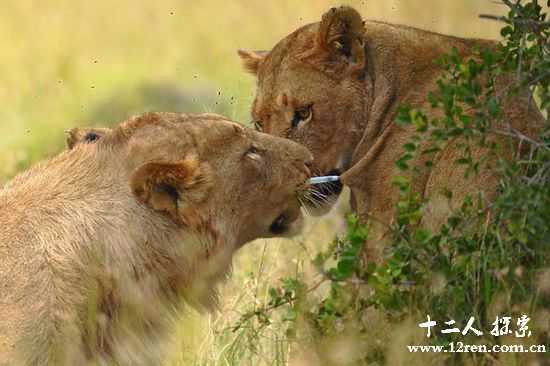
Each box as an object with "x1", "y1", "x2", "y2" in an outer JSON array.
[
  {"x1": 0, "y1": 112, "x2": 312, "y2": 365},
  {"x1": 238, "y1": 6, "x2": 543, "y2": 260}
]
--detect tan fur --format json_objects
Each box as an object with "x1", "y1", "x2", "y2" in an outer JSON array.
[
  {"x1": 240, "y1": 6, "x2": 543, "y2": 261},
  {"x1": 0, "y1": 112, "x2": 312, "y2": 365}
]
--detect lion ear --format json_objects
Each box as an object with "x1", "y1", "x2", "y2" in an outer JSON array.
[
  {"x1": 315, "y1": 6, "x2": 366, "y2": 70},
  {"x1": 66, "y1": 127, "x2": 111, "y2": 150},
  {"x1": 129, "y1": 155, "x2": 212, "y2": 223},
  {"x1": 238, "y1": 49, "x2": 269, "y2": 75}
]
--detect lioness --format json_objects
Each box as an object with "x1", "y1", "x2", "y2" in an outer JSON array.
[
  {"x1": 239, "y1": 6, "x2": 543, "y2": 258},
  {"x1": 0, "y1": 112, "x2": 312, "y2": 365}
]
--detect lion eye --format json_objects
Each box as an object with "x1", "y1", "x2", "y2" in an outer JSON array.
[
  {"x1": 245, "y1": 144, "x2": 263, "y2": 161},
  {"x1": 291, "y1": 105, "x2": 313, "y2": 128},
  {"x1": 84, "y1": 132, "x2": 100, "y2": 143}
]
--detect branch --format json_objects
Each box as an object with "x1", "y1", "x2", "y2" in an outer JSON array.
[
  {"x1": 230, "y1": 277, "x2": 326, "y2": 333},
  {"x1": 492, "y1": 128, "x2": 550, "y2": 152},
  {"x1": 479, "y1": 14, "x2": 550, "y2": 27}
]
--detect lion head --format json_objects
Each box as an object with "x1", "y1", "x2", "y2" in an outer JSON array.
[
  {"x1": 69, "y1": 112, "x2": 313, "y2": 245},
  {"x1": 239, "y1": 6, "x2": 368, "y2": 214}
]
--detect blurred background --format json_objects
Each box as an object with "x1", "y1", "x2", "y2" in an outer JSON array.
[
  {"x1": 0, "y1": 1, "x2": 513, "y2": 364},
  {"x1": 0, "y1": 0, "x2": 506, "y2": 183}
]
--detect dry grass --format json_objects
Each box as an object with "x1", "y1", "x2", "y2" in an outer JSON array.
[
  {"x1": 0, "y1": 1, "x2": 511, "y2": 364},
  {"x1": 0, "y1": 0, "x2": 504, "y2": 182}
]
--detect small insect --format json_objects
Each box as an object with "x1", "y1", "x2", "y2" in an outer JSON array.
[{"x1": 309, "y1": 176, "x2": 340, "y2": 185}]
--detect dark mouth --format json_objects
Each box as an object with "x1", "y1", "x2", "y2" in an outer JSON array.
[
  {"x1": 270, "y1": 213, "x2": 289, "y2": 235},
  {"x1": 313, "y1": 169, "x2": 343, "y2": 197}
]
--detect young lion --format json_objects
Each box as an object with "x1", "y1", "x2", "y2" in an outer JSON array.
[
  {"x1": 239, "y1": 6, "x2": 543, "y2": 259},
  {"x1": 0, "y1": 112, "x2": 312, "y2": 365}
]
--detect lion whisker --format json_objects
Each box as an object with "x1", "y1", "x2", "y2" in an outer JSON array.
[
  {"x1": 298, "y1": 197, "x2": 313, "y2": 217},
  {"x1": 309, "y1": 189, "x2": 330, "y2": 203}
]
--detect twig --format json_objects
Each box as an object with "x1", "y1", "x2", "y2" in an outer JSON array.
[
  {"x1": 479, "y1": 14, "x2": 509, "y2": 23},
  {"x1": 230, "y1": 277, "x2": 326, "y2": 333},
  {"x1": 479, "y1": 14, "x2": 550, "y2": 27},
  {"x1": 492, "y1": 128, "x2": 550, "y2": 152}
]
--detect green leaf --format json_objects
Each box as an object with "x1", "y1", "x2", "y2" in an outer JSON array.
[
  {"x1": 337, "y1": 258, "x2": 357, "y2": 279},
  {"x1": 500, "y1": 26, "x2": 513, "y2": 37},
  {"x1": 403, "y1": 142, "x2": 417, "y2": 152},
  {"x1": 487, "y1": 97, "x2": 500, "y2": 118},
  {"x1": 415, "y1": 228, "x2": 432, "y2": 244},
  {"x1": 395, "y1": 153, "x2": 413, "y2": 170}
]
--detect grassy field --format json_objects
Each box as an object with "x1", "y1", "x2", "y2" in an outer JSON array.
[{"x1": 0, "y1": 1, "x2": 517, "y2": 365}]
